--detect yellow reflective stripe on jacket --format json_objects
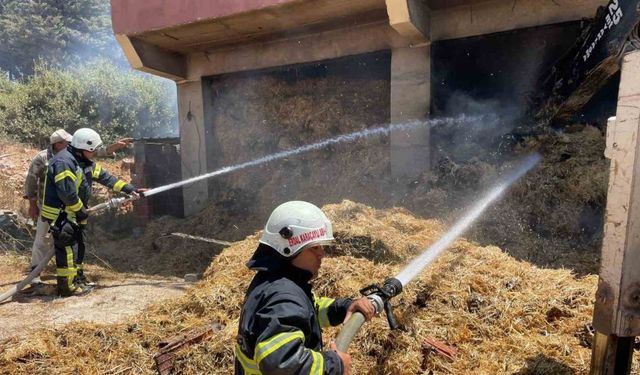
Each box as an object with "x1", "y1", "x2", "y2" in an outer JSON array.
[
  {"x1": 75, "y1": 168, "x2": 83, "y2": 189},
  {"x1": 66, "y1": 199, "x2": 83, "y2": 212},
  {"x1": 315, "y1": 296, "x2": 335, "y2": 328},
  {"x1": 41, "y1": 204, "x2": 61, "y2": 220},
  {"x1": 54, "y1": 170, "x2": 77, "y2": 183},
  {"x1": 92, "y1": 163, "x2": 102, "y2": 179},
  {"x1": 113, "y1": 180, "x2": 127, "y2": 192},
  {"x1": 308, "y1": 350, "x2": 324, "y2": 375},
  {"x1": 254, "y1": 331, "x2": 305, "y2": 365},
  {"x1": 235, "y1": 344, "x2": 261, "y2": 374}
]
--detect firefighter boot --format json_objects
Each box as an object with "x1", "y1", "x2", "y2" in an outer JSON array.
[
  {"x1": 57, "y1": 276, "x2": 91, "y2": 297},
  {"x1": 74, "y1": 268, "x2": 95, "y2": 288}
]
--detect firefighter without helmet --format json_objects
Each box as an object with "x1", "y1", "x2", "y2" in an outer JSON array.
[
  {"x1": 71, "y1": 128, "x2": 103, "y2": 152},
  {"x1": 259, "y1": 200, "x2": 334, "y2": 257}
]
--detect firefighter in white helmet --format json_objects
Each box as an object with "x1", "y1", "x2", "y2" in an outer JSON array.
[
  {"x1": 41, "y1": 128, "x2": 144, "y2": 296},
  {"x1": 235, "y1": 201, "x2": 375, "y2": 375},
  {"x1": 23, "y1": 129, "x2": 133, "y2": 285}
]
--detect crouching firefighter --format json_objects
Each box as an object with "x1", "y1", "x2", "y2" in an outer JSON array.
[
  {"x1": 41, "y1": 128, "x2": 142, "y2": 297},
  {"x1": 235, "y1": 201, "x2": 376, "y2": 375}
]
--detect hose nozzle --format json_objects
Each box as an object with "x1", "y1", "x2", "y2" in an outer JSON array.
[
  {"x1": 87, "y1": 195, "x2": 138, "y2": 213},
  {"x1": 360, "y1": 277, "x2": 403, "y2": 330}
]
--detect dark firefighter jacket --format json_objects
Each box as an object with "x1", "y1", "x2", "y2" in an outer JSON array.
[
  {"x1": 235, "y1": 244, "x2": 352, "y2": 375},
  {"x1": 41, "y1": 147, "x2": 134, "y2": 222}
]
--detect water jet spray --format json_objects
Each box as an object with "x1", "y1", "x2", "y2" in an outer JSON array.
[
  {"x1": 335, "y1": 153, "x2": 542, "y2": 351},
  {"x1": 140, "y1": 115, "x2": 484, "y2": 198}
]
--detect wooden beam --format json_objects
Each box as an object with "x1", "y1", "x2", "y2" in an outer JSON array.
[
  {"x1": 590, "y1": 332, "x2": 634, "y2": 375},
  {"x1": 116, "y1": 35, "x2": 187, "y2": 81},
  {"x1": 386, "y1": 0, "x2": 430, "y2": 43},
  {"x1": 593, "y1": 51, "x2": 640, "y2": 337}
]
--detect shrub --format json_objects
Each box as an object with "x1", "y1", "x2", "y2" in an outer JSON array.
[{"x1": 0, "y1": 61, "x2": 177, "y2": 147}]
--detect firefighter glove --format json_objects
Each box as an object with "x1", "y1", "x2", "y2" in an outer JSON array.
[
  {"x1": 75, "y1": 207, "x2": 89, "y2": 223},
  {"x1": 52, "y1": 221, "x2": 78, "y2": 247}
]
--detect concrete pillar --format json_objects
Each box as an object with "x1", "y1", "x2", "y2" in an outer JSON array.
[
  {"x1": 590, "y1": 50, "x2": 640, "y2": 375},
  {"x1": 390, "y1": 46, "x2": 430, "y2": 200},
  {"x1": 177, "y1": 80, "x2": 209, "y2": 217}
]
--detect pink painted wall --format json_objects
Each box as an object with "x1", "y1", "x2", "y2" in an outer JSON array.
[{"x1": 111, "y1": 0, "x2": 295, "y2": 35}]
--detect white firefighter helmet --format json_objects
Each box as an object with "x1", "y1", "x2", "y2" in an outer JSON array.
[
  {"x1": 259, "y1": 201, "x2": 334, "y2": 257},
  {"x1": 71, "y1": 128, "x2": 103, "y2": 152}
]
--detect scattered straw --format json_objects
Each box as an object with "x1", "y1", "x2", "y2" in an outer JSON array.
[{"x1": 1, "y1": 200, "x2": 631, "y2": 374}]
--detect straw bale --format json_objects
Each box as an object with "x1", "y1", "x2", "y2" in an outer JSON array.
[{"x1": 2, "y1": 200, "x2": 629, "y2": 374}]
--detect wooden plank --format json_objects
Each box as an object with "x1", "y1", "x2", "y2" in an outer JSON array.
[
  {"x1": 593, "y1": 50, "x2": 640, "y2": 337},
  {"x1": 590, "y1": 332, "x2": 634, "y2": 375},
  {"x1": 153, "y1": 324, "x2": 219, "y2": 375}
]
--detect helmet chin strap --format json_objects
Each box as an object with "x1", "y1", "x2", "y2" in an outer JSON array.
[{"x1": 70, "y1": 146, "x2": 90, "y2": 162}]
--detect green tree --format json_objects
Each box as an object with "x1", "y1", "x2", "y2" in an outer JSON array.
[{"x1": 0, "y1": 0, "x2": 119, "y2": 78}]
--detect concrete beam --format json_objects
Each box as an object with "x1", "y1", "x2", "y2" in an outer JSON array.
[
  {"x1": 177, "y1": 81, "x2": 209, "y2": 216},
  {"x1": 116, "y1": 35, "x2": 187, "y2": 81},
  {"x1": 188, "y1": 21, "x2": 411, "y2": 79},
  {"x1": 111, "y1": 0, "x2": 291, "y2": 36},
  {"x1": 592, "y1": 51, "x2": 640, "y2": 337},
  {"x1": 390, "y1": 46, "x2": 430, "y2": 199},
  {"x1": 386, "y1": 0, "x2": 431, "y2": 43},
  {"x1": 430, "y1": 0, "x2": 608, "y2": 41}
]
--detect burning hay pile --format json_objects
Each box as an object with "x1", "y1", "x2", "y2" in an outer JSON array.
[{"x1": 0, "y1": 200, "x2": 617, "y2": 374}]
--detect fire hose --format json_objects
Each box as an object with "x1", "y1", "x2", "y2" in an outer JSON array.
[
  {"x1": 335, "y1": 278, "x2": 402, "y2": 351},
  {"x1": 0, "y1": 195, "x2": 137, "y2": 303}
]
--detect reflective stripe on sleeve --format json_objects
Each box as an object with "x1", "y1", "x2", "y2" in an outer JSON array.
[
  {"x1": 41, "y1": 204, "x2": 60, "y2": 220},
  {"x1": 92, "y1": 163, "x2": 102, "y2": 179},
  {"x1": 316, "y1": 297, "x2": 335, "y2": 328},
  {"x1": 67, "y1": 199, "x2": 83, "y2": 212},
  {"x1": 235, "y1": 344, "x2": 261, "y2": 374},
  {"x1": 54, "y1": 170, "x2": 77, "y2": 183},
  {"x1": 308, "y1": 350, "x2": 324, "y2": 375},
  {"x1": 113, "y1": 180, "x2": 127, "y2": 192},
  {"x1": 254, "y1": 331, "x2": 305, "y2": 365}
]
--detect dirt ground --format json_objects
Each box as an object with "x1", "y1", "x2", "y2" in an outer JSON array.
[{"x1": 0, "y1": 253, "x2": 189, "y2": 341}]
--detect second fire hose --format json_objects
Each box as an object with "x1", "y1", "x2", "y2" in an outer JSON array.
[{"x1": 0, "y1": 195, "x2": 137, "y2": 303}]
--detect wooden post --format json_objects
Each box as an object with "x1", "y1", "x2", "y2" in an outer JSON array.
[{"x1": 591, "y1": 50, "x2": 640, "y2": 375}]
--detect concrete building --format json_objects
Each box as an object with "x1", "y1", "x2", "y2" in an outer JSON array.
[{"x1": 111, "y1": 0, "x2": 608, "y2": 217}]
